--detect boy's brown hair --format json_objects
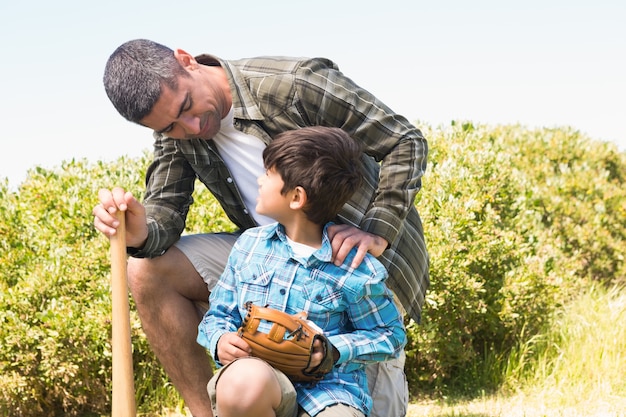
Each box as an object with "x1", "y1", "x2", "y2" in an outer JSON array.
[{"x1": 263, "y1": 126, "x2": 363, "y2": 225}]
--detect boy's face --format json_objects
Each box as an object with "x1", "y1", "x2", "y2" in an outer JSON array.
[{"x1": 256, "y1": 168, "x2": 293, "y2": 222}]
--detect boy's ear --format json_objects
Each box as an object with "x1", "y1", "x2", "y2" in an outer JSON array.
[{"x1": 289, "y1": 186, "x2": 307, "y2": 210}]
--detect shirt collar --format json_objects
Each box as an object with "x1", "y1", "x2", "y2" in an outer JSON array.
[
  {"x1": 262, "y1": 222, "x2": 334, "y2": 264},
  {"x1": 199, "y1": 55, "x2": 265, "y2": 122}
]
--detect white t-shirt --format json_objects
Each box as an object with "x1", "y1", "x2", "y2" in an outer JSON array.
[
  {"x1": 286, "y1": 236, "x2": 317, "y2": 258},
  {"x1": 212, "y1": 107, "x2": 274, "y2": 226}
]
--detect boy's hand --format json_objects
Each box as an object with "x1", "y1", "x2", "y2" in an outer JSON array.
[
  {"x1": 216, "y1": 332, "x2": 252, "y2": 365},
  {"x1": 327, "y1": 224, "x2": 388, "y2": 269},
  {"x1": 307, "y1": 338, "x2": 325, "y2": 368}
]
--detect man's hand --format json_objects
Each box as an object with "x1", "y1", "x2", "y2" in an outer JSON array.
[
  {"x1": 327, "y1": 224, "x2": 388, "y2": 269},
  {"x1": 92, "y1": 187, "x2": 149, "y2": 248},
  {"x1": 217, "y1": 332, "x2": 252, "y2": 365}
]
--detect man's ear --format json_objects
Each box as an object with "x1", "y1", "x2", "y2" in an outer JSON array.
[
  {"x1": 289, "y1": 186, "x2": 307, "y2": 210},
  {"x1": 174, "y1": 49, "x2": 198, "y2": 70}
]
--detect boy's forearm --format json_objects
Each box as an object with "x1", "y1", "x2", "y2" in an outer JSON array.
[{"x1": 329, "y1": 297, "x2": 406, "y2": 365}]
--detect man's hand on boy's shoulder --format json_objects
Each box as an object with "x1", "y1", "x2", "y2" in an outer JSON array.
[
  {"x1": 216, "y1": 332, "x2": 252, "y2": 365},
  {"x1": 327, "y1": 224, "x2": 389, "y2": 269}
]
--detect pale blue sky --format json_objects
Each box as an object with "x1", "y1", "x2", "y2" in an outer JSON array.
[{"x1": 1, "y1": 0, "x2": 624, "y2": 188}]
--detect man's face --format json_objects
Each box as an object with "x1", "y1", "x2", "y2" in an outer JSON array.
[{"x1": 140, "y1": 53, "x2": 230, "y2": 140}]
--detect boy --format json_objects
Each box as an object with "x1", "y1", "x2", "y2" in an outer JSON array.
[{"x1": 197, "y1": 126, "x2": 406, "y2": 417}]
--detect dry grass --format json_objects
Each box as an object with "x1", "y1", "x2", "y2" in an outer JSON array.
[
  {"x1": 160, "y1": 396, "x2": 626, "y2": 417},
  {"x1": 406, "y1": 395, "x2": 626, "y2": 417}
]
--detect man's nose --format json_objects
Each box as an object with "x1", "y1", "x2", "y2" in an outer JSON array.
[{"x1": 179, "y1": 114, "x2": 201, "y2": 135}]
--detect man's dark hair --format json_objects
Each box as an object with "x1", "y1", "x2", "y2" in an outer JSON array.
[
  {"x1": 103, "y1": 39, "x2": 189, "y2": 123},
  {"x1": 263, "y1": 126, "x2": 363, "y2": 225}
]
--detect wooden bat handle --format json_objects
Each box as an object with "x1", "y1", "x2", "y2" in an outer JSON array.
[{"x1": 110, "y1": 210, "x2": 136, "y2": 416}]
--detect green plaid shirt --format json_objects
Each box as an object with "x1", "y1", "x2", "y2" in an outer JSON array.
[{"x1": 134, "y1": 55, "x2": 429, "y2": 322}]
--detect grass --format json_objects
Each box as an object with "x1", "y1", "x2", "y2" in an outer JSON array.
[
  {"x1": 406, "y1": 394, "x2": 626, "y2": 417},
  {"x1": 406, "y1": 284, "x2": 626, "y2": 417},
  {"x1": 152, "y1": 285, "x2": 626, "y2": 417}
]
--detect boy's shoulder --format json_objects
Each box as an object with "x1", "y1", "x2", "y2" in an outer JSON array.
[
  {"x1": 239, "y1": 223, "x2": 280, "y2": 240},
  {"x1": 233, "y1": 223, "x2": 284, "y2": 256},
  {"x1": 345, "y1": 250, "x2": 388, "y2": 279}
]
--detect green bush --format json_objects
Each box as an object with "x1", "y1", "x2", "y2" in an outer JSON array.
[
  {"x1": 1, "y1": 124, "x2": 625, "y2": 414},
  {"x1": 0, "y1": 156, "x2": 170, "y2": 417},
  {"x1": 407, "y1": 122, "x2": 626, "y2": 395}
]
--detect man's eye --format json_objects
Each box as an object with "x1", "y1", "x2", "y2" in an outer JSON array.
[{"x1": 184, "y1": 97, "x2": 193, "y2": 112}]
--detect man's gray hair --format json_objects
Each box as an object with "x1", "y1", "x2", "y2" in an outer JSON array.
[{"x1": 103, "y1": 39, "x2": 189, "y2": 123}]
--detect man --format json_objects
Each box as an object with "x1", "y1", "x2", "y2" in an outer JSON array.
[{"x1": 93, "y1": 38, "x2": 428, "y2": 417}]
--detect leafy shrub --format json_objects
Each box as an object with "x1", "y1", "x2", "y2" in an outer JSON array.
[
  {"x1": 407, "y1": 122, "x2": 626, "y2": 395},
  {"x1": 0, "y1": 156, "x2": 164, "y2": 416},
  {"x1": 1, "y1": 124, "x2": 625, "y2": 414}
]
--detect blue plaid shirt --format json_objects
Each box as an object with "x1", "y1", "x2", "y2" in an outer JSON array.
[{"x1": 197, "y1": 222, "x2": 406, "y2": 416}]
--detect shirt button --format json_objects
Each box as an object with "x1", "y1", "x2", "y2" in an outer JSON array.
[
  {"x1": 280, "y1": 289, "x2": 286, "y2": 295},
  {"x1": 243, "y1": 209, "x2": 249, "y2": 214},
  {"x1": 226, "y1": 177, "x2": 233, "y2": 183}
]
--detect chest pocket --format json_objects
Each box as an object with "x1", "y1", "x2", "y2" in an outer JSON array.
[
  {"x1": 302, "y1": 279, "x2": 343, "y2": 315},
  {"x1": 236, "y1": 264, "x2": 273, "y2": 307}
]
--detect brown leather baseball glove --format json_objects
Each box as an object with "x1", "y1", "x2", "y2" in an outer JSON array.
[{"x1": 237, "y1": 301, "x2": 335, "y2": 383}]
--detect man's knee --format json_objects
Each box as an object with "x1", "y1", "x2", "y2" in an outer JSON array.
[
  {"x1": 127, "y1": 249, "x2": 210, "y2": 316},
  {"x1": 126, "y1": 257, "x2": 155, "y2": 298},
  {"x1": 127, "y1": 257, "x2": 147, "y2": 293}
]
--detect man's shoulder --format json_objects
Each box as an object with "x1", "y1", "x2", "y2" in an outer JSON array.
[{"x1": 225, "y1": 56, "x2": 339, "y2": 75}]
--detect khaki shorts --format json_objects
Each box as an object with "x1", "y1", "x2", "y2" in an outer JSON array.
[
  {"x1": 173, "y1": 232, "x2": 240, "y2": 291},
  {"x1": 207, "y1": 358, "x2": 365, "y2": 417},
  {"x1": 366, "y1": 350, "x2": 408, "y2": 417}
]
